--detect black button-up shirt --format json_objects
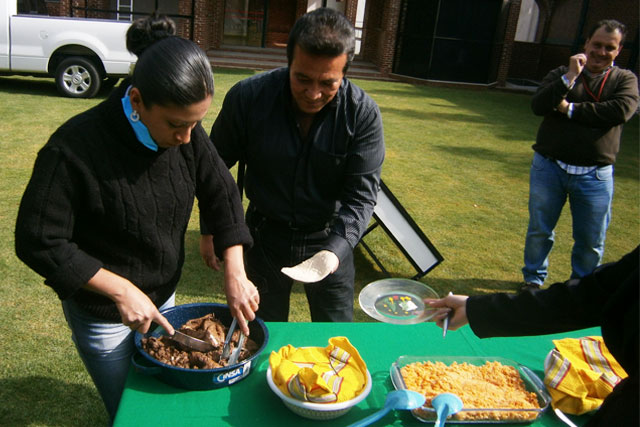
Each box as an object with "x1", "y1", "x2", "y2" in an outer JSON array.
[{"x1": 210, "y1": 67, "x2": 385, "y2": 261}]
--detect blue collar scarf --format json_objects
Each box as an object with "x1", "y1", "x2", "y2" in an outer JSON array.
[{"x1": 121, "y1": 86, "x2": 158, "y2": 152}]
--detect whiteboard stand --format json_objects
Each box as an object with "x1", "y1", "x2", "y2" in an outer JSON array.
[{"x1": 359, "y1": 180, "x2": 444, "y2": 279}]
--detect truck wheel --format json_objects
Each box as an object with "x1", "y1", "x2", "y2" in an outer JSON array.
[{"x1": 55, "y1": 57, "x2": 101, "y2": 98}]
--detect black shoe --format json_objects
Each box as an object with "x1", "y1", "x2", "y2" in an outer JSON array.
[{"x1": 520, "y1": 282, "x2": 541, "y2": 292}]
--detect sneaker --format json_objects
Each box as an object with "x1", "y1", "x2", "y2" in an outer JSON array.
[{"x1": 520, "y1": 282, "x2": 541, "y2": 292}]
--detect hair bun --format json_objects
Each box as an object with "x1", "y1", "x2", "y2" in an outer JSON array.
[{"x1": 126, "y1": 13, "x2": 177, "y2": 57}]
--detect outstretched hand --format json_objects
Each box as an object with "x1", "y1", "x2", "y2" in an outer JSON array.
[
  {"x1": 85, "y1": 268, "x2": 175, "y2": 335},
  {"x1": 425, "y1": 293, "x2": 470, "y2": 332},
  {"x1": 115, "y1": 285, "x2": 175, "y2": 335},
  {"x1": 222, "y1": 245, "x2": 259, "y2": 336},
  {"x1": 225, "y1": 272, "x2": 260, "y2": 336}
]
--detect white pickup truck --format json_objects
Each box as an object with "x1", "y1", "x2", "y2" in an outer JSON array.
[{"x1": 0, "y1": 2, "x2": 135, "y2": 98}]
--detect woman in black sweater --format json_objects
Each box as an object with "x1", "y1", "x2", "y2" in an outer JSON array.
[
  {"x1": 428, "y1": 247, "x2": 638, "y2": 426},
  {"x1": 15, "y1": 15, "x2": 258, "y2": 424}
]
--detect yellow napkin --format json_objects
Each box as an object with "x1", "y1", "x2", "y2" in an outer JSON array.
[
  {"x1": 544, "y1": 336, "x2": 627, "y2": 415},
  {"x1": 269, "y1": 336, "x2": 368, "y2": 403}
]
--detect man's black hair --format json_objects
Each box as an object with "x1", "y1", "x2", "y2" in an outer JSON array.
[
  {"x1": 286, "y1": 8, "x2": 355, "y2": 74},
  {"x1": 587, "y1": 19, "x2": 627, "y2": 45}
]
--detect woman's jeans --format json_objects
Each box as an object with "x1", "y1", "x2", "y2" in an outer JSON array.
[
  {"x1": 62, "y1": 293, "x2": 175, "y2": 425},
  {"x1": 523, "y1": 152, "x2": 613, "y2": 285}
]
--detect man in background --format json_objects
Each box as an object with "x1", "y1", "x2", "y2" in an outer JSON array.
[{"x1": 521, "y1": 19, "x2": 638, "y2": 291}]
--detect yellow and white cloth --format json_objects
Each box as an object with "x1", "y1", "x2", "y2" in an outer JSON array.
[
  {"x1": 544, "y1": 336, "x2": 627, "y2": 415},
  {"x1": 269, "y1": 336, "x2": 368, "y2": 403}
]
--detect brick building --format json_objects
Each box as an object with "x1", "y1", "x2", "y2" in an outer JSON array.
[
  {"x1": 33, "y1": 0, "x2": 638, "y2": 87},
  {"x1": 510, "y1": 0, "x2": 638, "y2": 83}
]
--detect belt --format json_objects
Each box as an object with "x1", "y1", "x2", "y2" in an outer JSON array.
[{"x1": 248, "y1": 206, "x2": 330, "y2": 233}]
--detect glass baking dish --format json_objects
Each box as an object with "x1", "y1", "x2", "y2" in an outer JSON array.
[{"x1": 390, "y1": 355, "x2": 551, "y2": 424}]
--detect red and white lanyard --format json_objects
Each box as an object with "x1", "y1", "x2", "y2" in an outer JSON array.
[{"x1": 582, "y1": 68, "x2": 612, "y2": 102}]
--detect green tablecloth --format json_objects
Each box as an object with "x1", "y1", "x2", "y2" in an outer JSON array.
[{"x1": 114, "y1": 321, "x2": 598, "y2": 426}]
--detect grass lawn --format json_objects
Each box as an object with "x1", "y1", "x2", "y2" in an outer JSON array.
[{"x1": 0, "y1": 70, "x2": 637, "y2": 425}]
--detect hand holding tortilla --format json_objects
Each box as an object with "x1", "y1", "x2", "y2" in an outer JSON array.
[{"x1": 281, "y1": 250, "x2": 339, "y2": 283}]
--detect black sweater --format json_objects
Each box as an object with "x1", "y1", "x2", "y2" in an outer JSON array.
[
  {"x1": 467, "y1": 247, "x2": 639, "y2": 425},
  {"x1": 531, "y1": 65, "x2": 638, "y2": 166},
  {"x1": 15, "y1": 83, "x2": 252, "y2": 321}
]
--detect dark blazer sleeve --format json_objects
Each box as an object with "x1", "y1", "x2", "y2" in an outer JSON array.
[{"x1": 467, "y1": 247, "x2": 639, "y2": 338}]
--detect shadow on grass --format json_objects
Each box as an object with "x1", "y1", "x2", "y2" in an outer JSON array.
[
  {"x1": 380, "y1": 105, "x2": 496, "y2": 124},
  {"x1": 353, "y1": 246, "x2": 522, "y2": 297},
  {"x1": 365, "y1": 85, "x2": 478, "y2": 100},
  {"x1": 0, "y1": 76, "x2": 115, "y2": 100},
  {"x1": 433, "y1": 143, "x2": 530, "y2": 170},
  {"x1": 0, "y1": 76, "x2": 60, "y2": 98},
  {"x1": 0, "y1": 376, "x2": 107, "y2": 426}
]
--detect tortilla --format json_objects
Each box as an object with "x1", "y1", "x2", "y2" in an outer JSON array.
[{"x1": 281, "y1": 250, "x2": 338, "y2": 283}]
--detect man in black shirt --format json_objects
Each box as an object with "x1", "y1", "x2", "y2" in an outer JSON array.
[{"x1": 200, "y1": 8, "x2": 385, "y2": 322}]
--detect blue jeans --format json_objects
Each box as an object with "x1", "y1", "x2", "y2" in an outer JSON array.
[
  {"x1": 62, "y1": 293, "x2": 175, "y2": 425},
  {"x1": 245, "y1": 208, "x2": 355, "y2": 322},
  {"x1": 523, "y1": 152, "x2": 613, "y2": 285}
]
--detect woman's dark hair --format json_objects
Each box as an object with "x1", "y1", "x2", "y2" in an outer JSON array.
[
  {"x1": 126, "y1": 14, "x2": 214, "y2": 108},
  {"x1": 286, "y1": 8, "x2": 355, "y2": 74},
  {"x1": 587, "y1": 19, "x2": 627, "y2": 45}
]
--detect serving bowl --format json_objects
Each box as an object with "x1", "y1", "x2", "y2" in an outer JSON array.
[
  {"x1": 132, "y1": 302, "x2": 268, "y2": 390},
  {"x1": 266, "y1": 364, "x2": 372, "y2": 420}
]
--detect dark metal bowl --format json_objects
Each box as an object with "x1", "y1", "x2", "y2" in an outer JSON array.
[{"x1": 132, "y1": 302, "x2": 269, "y2": 390}]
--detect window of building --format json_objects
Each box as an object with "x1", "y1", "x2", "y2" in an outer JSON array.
[{"x1": 515, "y1": 0, "x2": 539, "y2": 42}]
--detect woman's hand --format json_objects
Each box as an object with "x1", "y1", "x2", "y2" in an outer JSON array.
[
  {"x1": 222, "y1": 245, "x2": 260, "y2": 336},
  {"x1": 199, "y1": 234, "x2": 222, "y2": 271},
  {"x1": 85, "y1": 268, "x2": 174, "y2": 335},
  {"x1": 426, "y1": 293, "x2": 470, "y2": 332}
]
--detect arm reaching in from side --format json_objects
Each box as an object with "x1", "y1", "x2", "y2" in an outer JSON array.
[
  {"x1": 426, "y1": 294, "x2": 470, "y2": 332},
  {"x1": 85, "y1": 268, "x2": 175, "y2": 335},
  {"x1": 222, "y1": 244, "x2": 259, "y2": 336}
]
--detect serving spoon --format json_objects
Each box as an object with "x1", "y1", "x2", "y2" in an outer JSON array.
[
  {"x1": 347, "y1": 389, "x2": 425, "y2": 427},
  {"x1": 432, "y1": 392, "x2": 463, "y2": 427}
]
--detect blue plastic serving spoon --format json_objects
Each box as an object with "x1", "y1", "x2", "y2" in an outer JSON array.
[
  {"x1": 347, "y1": 389, "x2": 425, "y2": 427},
  {"x1": 432, "y1": 392, "x2": 463, "y2": 427}
]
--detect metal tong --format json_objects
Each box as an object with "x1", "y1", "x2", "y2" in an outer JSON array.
[
  {"x1": 220, "y1": 317, "x2": 246, "y2": 365},
  {"x1": 228, "y1": 331, "x2": 247, "y2": 365}
]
